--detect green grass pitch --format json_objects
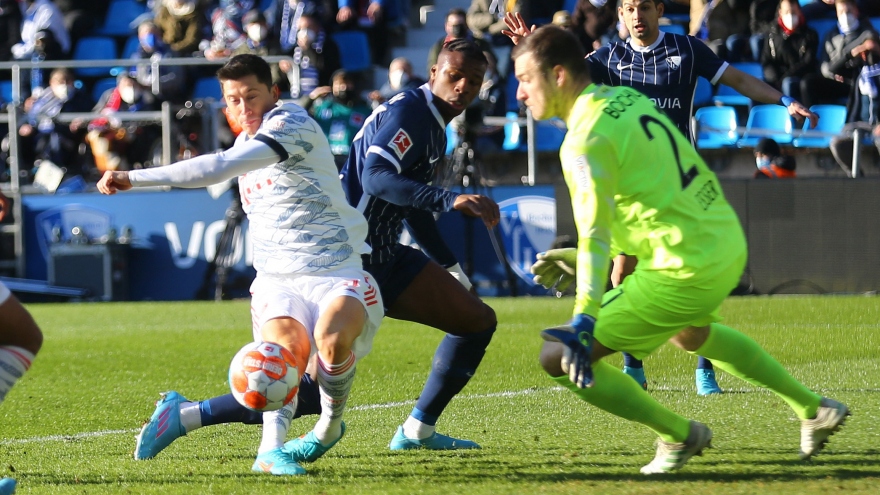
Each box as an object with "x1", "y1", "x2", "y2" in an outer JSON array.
[{"x1": 1, "y1": 296, "x2": 878, "y2": 494}]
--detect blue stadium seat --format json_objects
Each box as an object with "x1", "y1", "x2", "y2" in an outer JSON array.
[
  {"x1": 662, "y1": 23, "x2": 687, "y2": 36},
  {"x1": 0, "y1": 80, "x2": 12, "y2": 106},
  {"x1": 713, "y1": 62, "x2": 763, "y2": 107},
  {"x1": 808, "y1": 18, "x2": 838, "y2": 57},
  {"x1": 534, "y1": 118, "x2": 566, "y2": 151},
  {"x1": 737, "y1": 104, "x2": 793, "y2": 147},
  {"x1": 73, "y1": 36, "x2": 119, "y2": 78},
  {"x1": 694, "y1": 106, "x2": 738, "y2": 149},
  {"x1": 694, "y1": 77, "x2": 712, "y2": 108},
  {"x1": 91, "y1": 77, "x2": 117, "y2": 102},
  {"x1": 792, "y1": 104, "x2": 847, "y2": 148},
  {"x1": 121, "y1": 35, "x2": 141, "y2": 59},
  {"x1": 94, "y1": 0, "x2": 148, "y2": 37},
  {"x1": 445, "y1": 123, "x2": 459, "y2": 155},
  {"x1": 563, "y1": 0, "x2": 577, "y2": 15},
  {"x1": 192, "y1": 77, "x2": 222, "y2": 100},
  {"x1": 872, "y1": 17, "x2": 880, "y2": 31},
  {"x1": 332, "y1": 31, "x2": 371, "y2": 72},
  {"x1": 502, "y1": 111, "x2": 521, "y2": 151}
]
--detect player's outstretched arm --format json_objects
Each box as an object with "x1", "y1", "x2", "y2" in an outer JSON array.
[
  {"x1": 501, "y1": 12, "x2": 535, "y2": 46},
  {"x1": 97, "y1": 171, "x2": 133, "y2": 195},
  {"x1": 452, "y1": 194, "x2": 500, "y2": 228},
  {"x1": 719, "y1": 65, "x2": 819, "y2": 128}
]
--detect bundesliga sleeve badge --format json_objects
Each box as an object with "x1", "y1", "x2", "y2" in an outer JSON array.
[{"x1": 389, "y1": 128, "x2": 413, "y2": 160}]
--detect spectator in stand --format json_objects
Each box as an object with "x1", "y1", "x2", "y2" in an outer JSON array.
[
  {"x1": 760, "y1": 0, "x2": 818, "y2": 101},
  {"x1": 753, "y1": 137, "x2": 797, "y2": 178},
  {"x1": 690, "y1": 0, "x2": 751, "y2": 62},
  {"x1": 205, "y1": 0, "x2": 252, "y2": 60},
  {"x1": 0, "y1": 0, "x2": 22, "y2": 62},
  {"x1": 829, "y1": 29, "x2": 880, "y2": 175},
  {"x1": 277, "y1": 12, "x2": 341, "y2": 100},
  {"x1": 336, "y1": 0, "x2": 399, "y2": 66},
  {"x1": 12, "y1": 0, "x2": 70, "y2": 61},
  {"x1": 750, "y1": 0, "x2": 780, "y2": 60},
  {"x1": 54, "y1": 0, "x2": 109, "y2": 47},
  {"x1": 269, "y1": 0, "x2": 330, "y2": 55},
  {"x1": 154, "y1": 0, "x2": 204, "y2": 56},
  {"x1": 17, "y1": 68, "x2": 92, "y2": 177},
  {"x1": 299, "y1": 69, "x2": 371, "y2": 171},
  {"x1": 803, "y1": 0, "x2": 880, "y2": 21},
  {"x1": 569, "y1": 0, "x2": 616, "y2": 52},
  {"x1": 234, "y1": 9, "x2": 271, "y2": 57},
  {"x1": 79, "y1": 74, "x2": 160, "y2": 172},
  {"x1": 130, "y1": 20, "x2": 186, "y2": 103},
  {"x1": 800, "y1": 0, "x2": 877, "y2": 108},
  {"x1": 368, "y1": 56, "x2": 426, "y2": 107},
  {"x1": 468, "y1": 0, "x2": 519, "y2": 46}
]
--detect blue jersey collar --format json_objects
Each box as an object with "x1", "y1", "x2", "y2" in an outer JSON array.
[
  {"x1": 420, "y1": 83, "x2": 447, "y2": 128},
  {"x1": 629, "y1": 31, "x2": 667, "y2": 53}
]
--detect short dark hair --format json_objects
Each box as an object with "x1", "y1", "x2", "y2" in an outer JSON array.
[
  {"x1": 440, "y1": 38, "x2": 488, "y2": 66},
  {"x1": 511, "y1": 25, "x2": 588, "y2": 79},
  {"x1": 447, "y1": 7, "x2": 466, "y2": 20},
  {"x1": 216, "y1": 54, "x2": 274, "y2": 90}
]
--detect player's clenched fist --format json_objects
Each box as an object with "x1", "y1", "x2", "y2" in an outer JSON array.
[
  {"x1": 453, "y1": 194, "x2": 500, "y2": 228},
  {"x1": 97, "y1": 171, "x2": 133, "y2": 195}
]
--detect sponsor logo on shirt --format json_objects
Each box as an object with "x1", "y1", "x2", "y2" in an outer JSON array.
[
  {"x1": 573, "y1": 155, "x2": 590, "y2": 188},
  {"x1": 666, "y1": 56, "x2": 682, "y2": 71},
  {"x1": 270, "y1": 119, "x2": 285, "y2": 131},
  {"x1": 389, "y1": 128, "x2": 413, "y2": 160}
]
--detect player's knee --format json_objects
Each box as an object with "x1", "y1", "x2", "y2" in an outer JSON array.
[
  {"x1": 670, "y1": 325, "x2": 710, "y2": 352},
  {"x1": 314, "y1": 326, "x2": 361, "y2": 362},
  {"x1": 463, "y1": 303, "x2": 496, "y2": 334},
  {"x1": 539, "y1": 341, "x2": 565, "y2": 377}
]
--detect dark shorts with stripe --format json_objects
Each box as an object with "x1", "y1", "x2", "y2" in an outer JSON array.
[{"x1": 362, "y1": 244, "x2": 431, "y2": 313}]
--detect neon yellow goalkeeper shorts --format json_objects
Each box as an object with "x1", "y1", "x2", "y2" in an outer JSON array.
[{"x1": 593, "y1": 253, "x2": 747, "y2": 360}]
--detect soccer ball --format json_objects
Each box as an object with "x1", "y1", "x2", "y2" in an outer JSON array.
[{"x1": 228, "y1": 341, "x2": 300, "y2": 412}]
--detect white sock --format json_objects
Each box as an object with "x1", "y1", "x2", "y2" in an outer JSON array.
[
  {"x1": 257, "y1": 397, "x2": 297, "y2": 454},
  {"x1": 0, "y1": 346, "x2": 35, "y2": 405},
  {"x1": 313, "y1": 352, "x2": 356, "y2": 445},
  {"x1": 403, "y1": 416, "x2": 435, "y2": 440},
  {"x1": 179, "y1": 402, "x2": 202, "y2": 433}
]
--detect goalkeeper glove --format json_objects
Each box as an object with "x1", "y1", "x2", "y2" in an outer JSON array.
[
  {"x1": 530, "y1": 247, "x2": 576, "y2": 291},
  {"x1": 540, "y1": 314, "x2": 595, "y2": 388}
]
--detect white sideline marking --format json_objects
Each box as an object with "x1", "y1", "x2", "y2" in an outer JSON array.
[{"x1": 3, "y1": 385, "x2": 875, "y2": 446}]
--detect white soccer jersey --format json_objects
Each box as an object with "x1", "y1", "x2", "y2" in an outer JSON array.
[{"x1": 241, "y1": 103, "x2": 370, "y2": 275}]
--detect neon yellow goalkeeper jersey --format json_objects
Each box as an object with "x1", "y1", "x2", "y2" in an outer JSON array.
[{"x1": 561, "y1": 84, "x2": 746, "y2": 318}]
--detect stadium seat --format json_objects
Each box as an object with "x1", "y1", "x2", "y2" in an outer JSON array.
[
  {"x1": 563, "y1": 0, "x2": 577, "y2": 14},
  {"x1": 73, "y1": 36, "x2": 119, "y2": 78},
  {"x1": 192, "y1": 77, "x2": 222, "y2": 100},
  {"x1": 502, "y1": 111, "x2": 521, "y2": 151},
  {"x1": 94, "y1": 0, "x2": 148, "y2": 37},
  {"x1": 332, "y1": 31, "x2": 371, "y2": 72},
  {"x1": 872, "y1": 17, "x2": 880, "y2": 31},
  {"x1": 662, "y1": 23, "x2": 687, "y2": 36},
  {"x1": 792, "y1": 104, "x2": 847, "y2": 148},
  {"x1": 534, "y1": 118, "x2": 566, "y2": 152},
  {"x1": 91, "y1": 77, "x2": 117, "y2": 102},
  {"x1": 694, "y1": 106, "x2": 738, "y2": 149},
  {"x1": 713, "y1": 62, "x2": 763, "y2": 107},
  {"x1": 445, "y1": 123, "x2": 459, "y2": 155},
  {"x1": 694, "y1": 77, "x2": 712, "y2": 108},
  {"x1": 808, "y1": 18, "x2": 838, "y2": 57},
  {"x1": 0, "y1": 80, "x2": 12, "y2": 106},
  {"x1": 737, "y1": 104, "x2": 793, "y2": 147},
  {"x1": 121, "y1": 35, "x2": 141, "y2": 59}
]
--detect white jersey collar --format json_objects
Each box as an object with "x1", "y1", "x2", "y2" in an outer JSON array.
[
  {"x1": 628, "y1": 31, "x2": 667, "y2": 53},
  {"x1": 420, "y1": 83, "x2": 447, "y2": 129}
]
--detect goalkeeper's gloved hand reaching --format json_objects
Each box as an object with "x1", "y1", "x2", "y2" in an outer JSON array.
[
  {"x1": 540, "y1": 314, "x2": 595, "y2": 388},
  {"x1": 530, "y1": 247, "x2": 576, "y2": 291}
]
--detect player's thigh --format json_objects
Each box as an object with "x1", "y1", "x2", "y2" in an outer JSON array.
[
  {"x1": 387, "y1": 260, "x2": 496, "y2": 335},
  {"x1": 310, "y1": 268, "x2": 383, "y2": 361},
  {"x1": 0, "y1": 284, "x2": 43, "y2": 354},
  {"x1": 250, "y1": 274, "x2": 313, "y2": 364}
]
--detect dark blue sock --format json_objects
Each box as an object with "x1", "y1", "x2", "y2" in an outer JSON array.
[
  {"x1": 697, "y1": 355, "x2": 714, "y2": 370},
  {"x1": 622, "y1": 352, "x2": 643, "y2": 369},
  {"x1": 412, "y1": 326, "x2": 496, "y2": 425},
  {"x1": 199, "y1": 373, "x2": 322, "y2": 426}
]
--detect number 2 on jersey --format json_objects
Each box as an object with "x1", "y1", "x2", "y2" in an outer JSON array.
[{"x1": 638, "y1": 115, "x2": 698, "y2": 190}]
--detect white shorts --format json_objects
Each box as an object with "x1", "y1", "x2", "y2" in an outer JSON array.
[
  {"x1": 0, "y1": 281, "x2": 10, "y2": 305},
  {"x1": 249, "y1": 267, "x2": 383, "y2": 360}
]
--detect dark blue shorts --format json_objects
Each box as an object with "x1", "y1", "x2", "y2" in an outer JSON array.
[{"x1": 362, "y1": 244, "x2": 431, "y2": 313}]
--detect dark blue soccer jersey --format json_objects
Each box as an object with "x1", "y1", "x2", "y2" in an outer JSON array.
[
  {"x1": 340, "y1": 84, "x2": 459, "y2": 266},
  {"x1": 586, "y1": 31, "x2": 728, "y2": 139}
]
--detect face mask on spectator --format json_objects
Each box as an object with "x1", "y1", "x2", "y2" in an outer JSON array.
[
  {"x1": 389, "y1": 70, "x2": 408, "y2": 89},
  {"x1": 838, "y1": 13, "x2": 858, "y2": 34},
  {"x1": 756, "y1": 156, "x2": 771, "y2": 169},
  {"x1": 297, "y1": 29, "x2": 316, "y2": 45},
  {"x1": 248, "y1": 25, "x2": 268, "y2": 42},
  {"x1": 589, "y1": 0, "x2": 607, "y2": 6},
  {"x1": 781, "y1": 13, "x2": 799, "y2": 30},
  {"x1": 121, "y1": 87, "x2": 139, "y2": 104},
  {"x1": 51, "y1": 83, "x2": 70, "y2": 101}
]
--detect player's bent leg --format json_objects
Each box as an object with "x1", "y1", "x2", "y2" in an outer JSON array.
[
  {"x1": 0, "y1": 291, "x2": 42, "y2": 406},
  {"x1": 0, "y1": 477, "x2": 15, "y2": 495},
  {"x1": 640, "y1": 421, "x2": 713, "y2": 474},
  {"x1": 681, "y1": 323, "x2": 848, "y2": 456},
  {"x1": 285, "y1": 295, "x2": 366, "y2": 462},
  {"x1": 386, "y1": 260, "x2": 495, "y2": 450},
  {"x1": 695, "y1": 356, "x2": 722, "y2": 396},
  {"x1": 621, "y1": 353, "x2": 648, "y2": 390}
]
